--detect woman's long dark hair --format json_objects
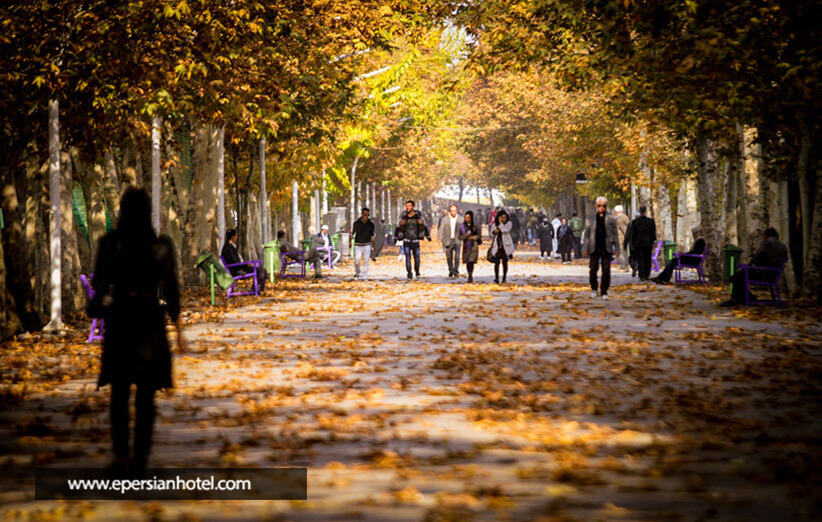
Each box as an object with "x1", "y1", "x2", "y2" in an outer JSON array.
[
  {"x1": 464, "y1": 210, "x2": 474, "y2": 227},
  {"x1": 494, "y1": 209, "x2": 509, "y2": 226},
  {"x1": 117, "y1": 188, "x2": 157, "y2": 279}
]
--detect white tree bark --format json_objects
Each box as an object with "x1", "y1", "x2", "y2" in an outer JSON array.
[
  {"x1": 350, "y1": 156, "x2": 359, "y2": 229},
  {"x1": 151, "y1": 115, "x2": 161, "y2": 233},
  {"x1": 292, "y1": 180, "x2": 299, "y2": 245},
  {"x1": 260, "y1": 137, "x2": 268, "y2": 244},
  {"x1": 217, "y1": 126, "x2": 226, "y2": 248},
  {"x1": 45, "y1": 100, "x2": 62, "y2": 333},
  {"x1": 675, "y1": 177, "x2": 699, "y2": 251},
  {"x1": 654, "y1": 184, "x2": 674, "y2": 240},
  {"x1": 321, "y1": 173, "x2": 328, "y2": 216}
]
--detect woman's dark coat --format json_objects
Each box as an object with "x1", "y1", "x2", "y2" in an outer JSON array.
[
  {"x1": 92, "y1": 231, "x2": 180, "y2": 390},
  {"x1": 538, "y1": 221, "x2": 555, "y2": 252}
]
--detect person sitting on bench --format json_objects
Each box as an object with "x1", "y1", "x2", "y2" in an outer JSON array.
[
  {"x1": 721, "y1": 227, "x2": 788, "y2": 306},
  {"x1": 221, "y1": 228, "x2": 266, "y2": 290},
  {"x1": 277, "y1": 231, "x2": 323, "y2": 278},
  {"x1": 315, "y1": 224, "x2": 341, "y2": 267},
  {"x1": 221, "y1": 229, "x2": 251, "y2": 275},
  {"x1": 652, "y1": 237, "x2": 707, "y2": 284}
]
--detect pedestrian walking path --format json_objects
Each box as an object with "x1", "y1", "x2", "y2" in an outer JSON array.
[{"x1": 2, "y1": 246, "x2": 821, "y2": 521}]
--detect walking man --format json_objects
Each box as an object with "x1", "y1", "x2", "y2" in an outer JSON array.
[
  {"x1": 351, "y1": 207, "x2": 376, "y2": 280},
  {"x1": 583, "y1": 196, "x2": 619, "y2": 300},
  {"x1": 629, "y1": 206, "x2": 657, "y2": 281},
  {"x1": 397, "y1": 200, "x2": 430, "y2": 280},
  {"x1": 438, "y1": 204, "x2": 463, "y2": 278}
]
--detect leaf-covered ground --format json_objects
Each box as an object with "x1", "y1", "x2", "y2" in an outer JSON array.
[{"x1": 2, "y1": 244, "x2": 821, "y2": 521}]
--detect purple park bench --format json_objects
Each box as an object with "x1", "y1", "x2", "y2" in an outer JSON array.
[
  {"x1": 674, "y1": 245, "x2": 710, "y2": 284},
  {"x1": 79, "y1": 274, "x2": 104, "y2": 343},
  {"x1": 651, "y1": 240, "x2": 663, "y2": 271},
  {"x1": 279, "y1": 250, "x2": 306, "y2": 278},
  {"x1": 219, "y1": 257, "x2": 262, "y2": 297},
  {"x1": 316, "y1": 245, "x2": 337, "y2": 269},
  {"x1": 738, "y1": 259, "x2": 787, "y2": 306}
]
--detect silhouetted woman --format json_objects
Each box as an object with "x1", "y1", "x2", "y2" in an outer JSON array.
[
  {"x1": 458, "y1": 210, "x2": 482, "y2": 283},
  {"x1": 489, "y1": 209, "x2": 515, "y2": 283},
  {"x1": 90, "y1": 188, "x2": 186, "y2": 475}
]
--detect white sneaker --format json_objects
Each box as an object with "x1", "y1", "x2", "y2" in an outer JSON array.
[
  {"x1": 590, "y1": 291, "x2": 598, "y2": 298},
  {"x1": 602, "y1": 294, "x2": 609, "y2": 300}
]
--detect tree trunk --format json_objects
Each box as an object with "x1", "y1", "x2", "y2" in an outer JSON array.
[
  {"x1": 458, "y1": 177, "x2": 464, "y2": 202},
  {"x1": 70, "y1": 148, "x2": 96, "y2": 274},
  {"x1": 86, "y1": 157, "x2": 108, "y2": 262},
  {"x1": 742, "y1": 127, "x2": 767, "y2": 255},
  {"x1": 724, "y1": 144, "x2": 740, "y2": 246},
  {"x1": 151, "y1": 116, "x2": 162, "y2": 233},
  {"x1": 735, "y1": 124, "x2": 749, "y2": 251},
  {"x1": 805, "y1": 164, "x2": 822, "y2": 301},
  {"x1": 292, "y1": 181, "x2": 300, "y2": 244},
  {"x1": 102, "y1": 148, "x2": 121, "y2": 218},
  {"x1": 695, "y1": 134, "x2": 722, "y2": 279},
  {"x1": 797, "y1": 113, "x2": 813, "y2": 278},
  {"x1": 0, "y1": 157, "x2": 31, "y2": 335},
  {"x1": 350, "y1": 155, "x2": 359, "y2": 231},
  {"x1": 675, "y1": 177, "x2": 698, "y2": 250},
  {"x1": 654, "y1": 184, "x2": 674, "y2": 241},
  {"x1": 768, "y1": 178, "x2": 796, "y2": 293},
  {"x1": 26, "y1": 144, "x2": 51, "y2": 324},
  {"x1": 244, "y1": 190, "x2": 263, "y2": 261},
  {"x1": 60, "y1": 150, "x2": 84, "y2": 314},
  {"x1": 45, "y1": 100, "x2": 63, "y2": 332}
]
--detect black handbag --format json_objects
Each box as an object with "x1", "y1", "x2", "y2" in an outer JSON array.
[{"x1": 486, "y1": 234, "x2": 501, "y2": 263}]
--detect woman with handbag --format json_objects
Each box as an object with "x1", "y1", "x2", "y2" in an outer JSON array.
[
  {"x1": 458, "y1": 210, "x2": 482, "y2": 283},
  {"x1": 488, "y1": 209, "x2": 515, "y2": 284},
  {"x1": 90, "y1": 188, "x2": 186, "y2": 477}
]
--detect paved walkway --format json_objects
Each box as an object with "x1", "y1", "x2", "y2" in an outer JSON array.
[{"x1": 2, "y1": 244, "x2": 821, "y2": 521}]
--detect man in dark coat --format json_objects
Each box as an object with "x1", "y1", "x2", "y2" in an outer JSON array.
[
  {"x1": 538, "y1": 218, "x2": 554, "y2": 259},
  {"x1": 582, "y1": 196, "x2": 619, "y2": 300},
  {"x1": 629, "y1": 206, "x2": 657, "y2": 281},
  {"x1": 721, "y1": 228, "x2": 789, "y2": 306}
]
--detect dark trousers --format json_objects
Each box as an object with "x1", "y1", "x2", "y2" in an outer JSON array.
[
  {"x1": 111, "y1": 382, "x2": 156, "y2": 466},
  {"x1": 636, "y1": 246, "x2": 653, "y2": 280},
  {"x1": 561, "y1": 250, "x2": 571, "y2": 263},
  {"x1": 404, "y1": 242, "x2": 421, "y2": 276},
  {"x1": 574, "y1": 239, "x2": 583, "y2": 259},
  {"x1": 466, "y1": 262, "x2": 475, "y2": 276},
  {"x1": 589, "y1": 251, "x2": 612, "y2": 294},
  {"x1": 444, "y1": 240, "x2": 460, "y2": 275},
  {"x1": 494, "y1": 255, "x2": 509, "y2": 282}
]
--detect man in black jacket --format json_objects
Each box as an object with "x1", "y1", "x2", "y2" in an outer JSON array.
[
  {"x1": 629, "y1": 206, "x2": 657, "y2": 281},
  {"x1": 351, "y1": 208, "x2": 376, "y2": 280},
  {"x1": 396, "y1": 200, "x2": 431, "y2": 280},
  {"x1": 582, "y1": 197, "x2": 619, "y2": 300}
]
